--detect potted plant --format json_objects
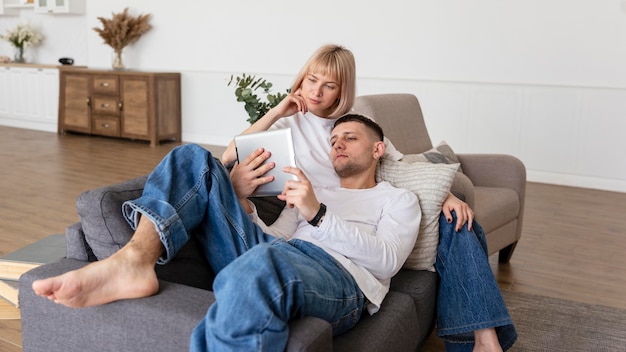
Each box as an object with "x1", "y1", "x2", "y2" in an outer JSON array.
[
  {"x1": 228, "y1": 74, "x2": 289, "y2": 124},
  {"x1": 92, "y1": 7, "x2": 152, "y2": 69},
  {"x1": 0, "y1": 21, "x2": 43, "y2": 64}
]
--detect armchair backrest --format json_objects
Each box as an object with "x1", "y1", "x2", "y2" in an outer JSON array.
[{"x1": 352, "y1": 94, "x2": 433, "y2": 154}]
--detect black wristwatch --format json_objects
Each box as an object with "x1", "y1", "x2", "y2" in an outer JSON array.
[{"x1": 308, "y1": 203, "x2": 327, "y2": 227}]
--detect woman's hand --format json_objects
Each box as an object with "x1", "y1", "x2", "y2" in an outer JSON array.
[
  {"x1": 441, "y1": 192, "x2": 474, "y2": 231},
  {"x1": 270, "y1": 89, "x2": 307, "y2": 118}
]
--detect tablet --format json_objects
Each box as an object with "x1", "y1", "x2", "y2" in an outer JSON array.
[{"x1": 234, "y1": 128, "x2": 298, "y2": 197}]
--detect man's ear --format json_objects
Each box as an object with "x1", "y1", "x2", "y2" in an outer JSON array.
[{"x1": 373, "y1": 141, "x2": 386, "y2": 159}]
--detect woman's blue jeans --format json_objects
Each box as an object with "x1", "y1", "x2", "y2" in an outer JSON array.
[
  {"x1": 436, "y1": 212, "x2": 517, "y2": 351},
  {"x1": 121, "y1": 144, "x2": 365, "y2": 352}
]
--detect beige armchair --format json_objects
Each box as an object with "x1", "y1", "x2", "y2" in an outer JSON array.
[{"x1": 353, "y1": 93, "x2": 526, "y2": 263}]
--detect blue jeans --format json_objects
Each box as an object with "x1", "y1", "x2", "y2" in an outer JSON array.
[
  {"x1": 122, "y1": 144, "x2": 365, "y2": 352},
  {"x1": 436, "y1": 212, "x2": 517, "y2": 351}
]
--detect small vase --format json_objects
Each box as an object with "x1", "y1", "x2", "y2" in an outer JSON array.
[
  {"x1": 112, "y1": 49, "x2": 125, "y2": 70},
  {"x1": 14, "y1": 46, "x2": 25, "y2": 64}
]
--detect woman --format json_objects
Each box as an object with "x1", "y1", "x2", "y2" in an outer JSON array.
[
  {"x1": 223, "y1": 44, "x2": 515, "y2": 351},
  {"x1": 222, "y1": 44, "x2": 356, "y2": 190}
]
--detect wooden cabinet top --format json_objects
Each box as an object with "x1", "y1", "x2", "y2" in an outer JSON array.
[
  {"x1": 59, "y1": 67, "x2": 180, "y2": 77},
  {"x1": 0, "y1": 63, "x2": 85, "y2": 69}
]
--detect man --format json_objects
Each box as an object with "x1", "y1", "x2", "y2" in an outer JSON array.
[{"x1": 32, "y1": 114, "x2": 421, "y2": 351}]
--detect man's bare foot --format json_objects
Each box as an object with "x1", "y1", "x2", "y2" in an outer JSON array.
[
  {"x1": 32, "y1": 244, "x2": 159, "y2": 308},
  {"x1": 473, "y1": 328, "x2": 503, "y2": 352}
]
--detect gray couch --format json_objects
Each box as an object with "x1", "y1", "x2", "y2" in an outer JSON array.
[{"x1": 20, "y1": 94, "x2": 525, "y2": 351}]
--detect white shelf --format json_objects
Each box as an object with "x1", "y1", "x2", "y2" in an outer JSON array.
[{"x1": 5, "y1": 3, "x2": 34, "y2": 8}]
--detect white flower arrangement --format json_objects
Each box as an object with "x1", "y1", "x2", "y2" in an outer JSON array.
[{"x1": 0, "y1": 21, "x2": 43, "y2": 50}]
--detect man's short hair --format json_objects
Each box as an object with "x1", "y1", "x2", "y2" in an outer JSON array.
[{"x1": 333, "y1": 114, "x2": 384, "y2": 142}]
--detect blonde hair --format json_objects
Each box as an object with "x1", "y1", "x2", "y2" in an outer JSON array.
[{"x1": 291, "y1": 44, "x2": 356, "y2": 118}]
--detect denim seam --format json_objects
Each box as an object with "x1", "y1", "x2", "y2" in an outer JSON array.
[
  {"x1": 210, "y1": 166, "x2": 253, "y2": 251},
  {"x1": 438, "y1": 317, "x2": 513, "y2": 337},
  {"x1": 172, "y1": 165, "x2": 211, "y2": 213}
]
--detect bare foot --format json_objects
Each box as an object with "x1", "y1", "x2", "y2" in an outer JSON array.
[
  {"x1": 32, "y1": 245, "x2": 159, "y2": 308},
  {"x1": 473, "y1": 328, "x2": 503, "y2": 352}
]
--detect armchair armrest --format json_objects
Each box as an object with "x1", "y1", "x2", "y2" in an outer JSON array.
[
  {"x1": 456, "y1": 154, "x2": 526, "y2": 199},
  {"x1": 450, "y1": 172, "x2": 476, "y2": 209}
]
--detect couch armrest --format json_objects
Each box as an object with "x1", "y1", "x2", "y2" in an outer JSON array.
[
  {"x1": 450, "y1": 172, "x2": 476, "y2": 209},
  {"x1": 456, "y1": 154, "x2": 526, "y2": 199},
  {"x1": 20, "y1": 259, "x2": 332, "y2": 352}
]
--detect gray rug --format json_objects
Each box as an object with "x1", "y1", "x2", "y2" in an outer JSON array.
[{"x1": 423, "y1": 290, "x2": 626, "y2": 351}]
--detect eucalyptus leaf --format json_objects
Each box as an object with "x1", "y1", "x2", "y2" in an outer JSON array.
[{"x1": 228, "y1": 73, "x2": 290, "y2": 124}]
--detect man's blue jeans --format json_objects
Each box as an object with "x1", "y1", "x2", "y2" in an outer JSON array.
[
  {"x1": 436, "y1": 212, "x2": 518, "y2": 351},
  {"x1": 121, "y1": 144, "x2": 365, "y2": 352}
]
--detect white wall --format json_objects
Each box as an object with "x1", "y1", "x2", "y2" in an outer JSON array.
[{"x1": 2, "y1": 0, "x2": 626, "y2": 192}]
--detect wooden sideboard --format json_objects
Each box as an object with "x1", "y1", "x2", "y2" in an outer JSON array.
[{"x1": 58, "y1": 68, "x2": 181, "y2": 146}]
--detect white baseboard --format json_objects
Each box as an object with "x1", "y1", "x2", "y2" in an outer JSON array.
[
  {"x1": 527, "y1": 170, "x2": 626, "y2": 193},
  {"x1": 0, "y1": 118, "x2": 57, "y2": 133}
]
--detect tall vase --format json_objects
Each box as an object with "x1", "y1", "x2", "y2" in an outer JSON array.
[
  {"x1": 112, "y1": 49, "x2": 125, "y2": 70},
  {"x1": 14, "y1": 46, "x2": 25, "y2": 63}
]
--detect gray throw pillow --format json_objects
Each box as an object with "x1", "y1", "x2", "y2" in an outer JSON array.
[
  {"x1": 76, "y1": 176, "x2": 148, "y2": 260},
  {"x1": 401, "y1": 141, "x2": 464, "y2": 173}
]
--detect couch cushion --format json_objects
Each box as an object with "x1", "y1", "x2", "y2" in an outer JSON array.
[
  {"x1": 390, "y1": 269, "x2": 438, "y2": 343},
  {"x1": 473, "y1": 186, "x2": 520, "y2": 233},
  {"x1": 390, "y1": 269, "x2": 438, "y2": 306},
  {"x1": 20, "y1": 259, "x2": 336, "y2": 352},
  {"x1": 20, "y1": 258, "x2": 217, "y2": 352},
  {"x1": 376, "y1": 160, "x2": 458, "y2": 271},
  {"x1": 333, "y1": 291, "x2": 420, "y2": 351}
]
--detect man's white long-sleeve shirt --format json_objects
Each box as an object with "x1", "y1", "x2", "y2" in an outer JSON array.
[{"x1": 249, "y1": 181, "x2": 421, "y2": 314}]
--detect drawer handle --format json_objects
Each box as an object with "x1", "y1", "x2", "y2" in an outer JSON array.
[
  {"x1": 101, "y1": 103, "x2": 110, "y2": 108},
  {"x1": 101, "y1": 82, "x2": 109, "y2": 87},
  {"x1": 102, "y1": 123, "x2": 110, "y2": 128}
]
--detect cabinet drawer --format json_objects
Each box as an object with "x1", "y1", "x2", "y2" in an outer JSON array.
[
  {"x1": 92, "y1": 116, "x2": 120, "y2": 137},
  {"x1": 92, "y1": 96, "x2": 120, "y2": 115},
  {"x1": 92, "y1": 75, "x2": 119, "y2": 95}
]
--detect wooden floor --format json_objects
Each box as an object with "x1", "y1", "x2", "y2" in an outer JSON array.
[{"x1": 0, "y1": 126, "x2": 625, "y2": 351}]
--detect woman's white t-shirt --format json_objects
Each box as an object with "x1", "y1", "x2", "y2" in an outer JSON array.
[{"x1": 270, "y1": 111, "x2": 339, "y2": 189}]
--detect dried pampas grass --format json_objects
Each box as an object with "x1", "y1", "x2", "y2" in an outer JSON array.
[{"x1": 93, "y1": 7, "x2": 152, "y2": 53}]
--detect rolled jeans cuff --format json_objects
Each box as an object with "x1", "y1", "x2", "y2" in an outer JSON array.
[{"x1": 122, "y1": 197, "x2": 189, "y2": 265}]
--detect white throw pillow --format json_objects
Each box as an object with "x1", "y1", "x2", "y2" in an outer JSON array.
[{"x1": 376, "y1": 160, "x2": 459, "y2": 271}]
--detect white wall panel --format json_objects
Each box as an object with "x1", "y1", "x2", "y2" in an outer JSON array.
[
  {"x1": 418, "y1": 83, "x2": 472, "y2": 151},
  {"x1": 468, "y1": 86, "x2": 523, "y2": 155},
  {"x1": 578, "y1": 89, "x2": 626, "y2": 180},
  {"x1": 521, "y1": 88, "x2": 582, "y2": 175}
]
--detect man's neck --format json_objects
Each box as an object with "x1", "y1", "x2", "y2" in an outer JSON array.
[{"x1": 339, "y1": 173, "x2": 377, "y2": 190}]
